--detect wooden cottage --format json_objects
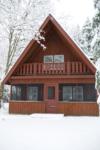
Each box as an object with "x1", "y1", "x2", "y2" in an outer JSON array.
[{"x1": 2, "y1": 15, "x2": 99, "y2": 115}]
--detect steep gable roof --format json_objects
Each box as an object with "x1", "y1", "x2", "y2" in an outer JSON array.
[{"x1": 2, "y1": 14, "x2": 96, "y2": 84}]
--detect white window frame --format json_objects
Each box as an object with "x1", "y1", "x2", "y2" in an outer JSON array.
[
  {"x1": 44, "y1": 55, "x2": 64, "y2": 63},
  {"x1": 44, "y1": 55, "x2": 53, "y2": 63},
  {"x1": 54, "y1": 55, "x2": 64, "y2": 63}
]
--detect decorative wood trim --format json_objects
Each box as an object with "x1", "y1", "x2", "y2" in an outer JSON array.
[
  {"x1": 9, "y1": 75, "x2": 95, "y2": 85},
  {"x1": 11, "y1": 75, "x2": 95, "y2": 79}
]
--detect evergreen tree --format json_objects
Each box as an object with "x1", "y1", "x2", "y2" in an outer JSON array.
[
  {"x1": 92, "y1": 0, "x2": 100, "y2": 92},
  {"x1": 74, "y1": 19, "x2": 94, "y2": 58},
  {"x1": 92, "y1": 0, "x2": 100, "y2": 61},
  {"x1": 80, "y1": 19, "x2": 94, "y2": 57}
]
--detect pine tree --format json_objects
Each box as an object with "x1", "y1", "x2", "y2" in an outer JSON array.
[
  {"x1": 92, "y1": 0, "x2": 100, "y2": 92},
  {"x1": 75, "y1": 19, "x2": 94, "y2": 58},
  {"x1": 92, "y1": 0, "x2": 100, "y2": 61}
]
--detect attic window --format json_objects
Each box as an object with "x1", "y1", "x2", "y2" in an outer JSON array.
[
  {"x1": 44, "y1": 55, "x2": 53, "y2": 63},
  {"x1": 44, "y1": 55, "x2": 64, "y2": 63}
]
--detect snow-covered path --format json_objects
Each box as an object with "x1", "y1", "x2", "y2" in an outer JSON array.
[{"x1": 0, "y1": 105, "x2": 100, "y2": 150}]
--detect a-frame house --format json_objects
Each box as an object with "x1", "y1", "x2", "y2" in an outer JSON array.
[{"x1": 2, "y1": 14, "x2": 99, "y2": 115}]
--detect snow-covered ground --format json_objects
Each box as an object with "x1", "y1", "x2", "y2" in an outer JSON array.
[{"x1": 0, "y1": 103, "x2": 100, "y2": 150}]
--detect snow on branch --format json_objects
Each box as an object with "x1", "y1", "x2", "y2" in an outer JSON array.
[{"x1": 34, "y1": 29, "x2": 46, "y2": 50}]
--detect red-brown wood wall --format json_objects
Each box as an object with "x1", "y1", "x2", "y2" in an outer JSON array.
[
  {"x1": 26, "y1": 30, "x2": 82, "y2": 63},
  {"x1": 9, "y1": 101, "x2": 99, "y2": 116}
]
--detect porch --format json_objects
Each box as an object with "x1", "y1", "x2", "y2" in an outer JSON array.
[{"x1": 9, "y1": 83, "x2": 99, "y2": 116}]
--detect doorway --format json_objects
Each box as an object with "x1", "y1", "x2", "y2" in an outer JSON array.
[{"x1": 45, "y1": 84, "x2": 58, "y2": 113}]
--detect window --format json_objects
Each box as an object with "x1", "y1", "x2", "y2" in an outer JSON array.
[
  {"x1": 11, "y1": 85, "x2": 22, "y2": 100},
  {"x1": 12, "y1": 86, "x2": 17, "y2": 100},
  {"x1": 17, "y1": 86, "x2": 22, "y2": 100},
  {"x1": 11, "y1": 84, "x2": 44, "y2": 101},
  {"x1": 73, "y1": 86, "x2": 83, "y2": 100},
  {"x1": 59, "y1": 84, "x2": 83, "y2": 101},
  {"x1": 27, "y1": 86, "x2": 38, "y2": 100},
  {"x1": 44, "y1": 55, "x2": 53, "y2": 63},
  {"x1": 54, "y1": 55, "x2": 64, "y2": 63},
  {"x1": 84, "y1": 84, "x2": 97, "y2": 101},
  {"x1": 48, "y1": 87, "x2": 55, "y2": 99},
  {"x1": 63, "y1": 86, "x2": 72, "y2": 100},
  {"x1": 44, "y1": 55, "x2": 64, "y2": 63}
]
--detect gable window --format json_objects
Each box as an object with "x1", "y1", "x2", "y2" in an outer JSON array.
[
  {"x1": 44, "y1": 55, "x2": 53, "y2": 63},
  {"x1": 44, "y1": 55, "x2": 64, "y2": 63},
  {"x1": 54, "y1": 55, "x2": 64, "y2": 63}
]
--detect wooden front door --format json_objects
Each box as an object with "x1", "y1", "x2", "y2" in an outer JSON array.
[{"x1": 45, "y1": 84, "x2": 58, "y2": 113}]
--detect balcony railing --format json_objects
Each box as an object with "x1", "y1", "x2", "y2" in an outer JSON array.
[{"x1": 15, "y1": 62, "x2": 91, "y2": 76}]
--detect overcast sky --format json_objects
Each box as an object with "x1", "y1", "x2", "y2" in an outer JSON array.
[{"x1": 53, "y1": 0, "x2": 95, "y2": 26}]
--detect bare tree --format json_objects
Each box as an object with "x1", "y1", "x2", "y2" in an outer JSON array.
[{"x1": 0, "y1": 0, "x2": 53, "y2": 74}]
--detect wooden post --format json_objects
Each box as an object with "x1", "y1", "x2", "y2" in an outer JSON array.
[
  {"x1": 67, "y1": 62, "x2": 71, "y2": 75},
  {"x1": 30, "y1": 63, "x2": 32, "y2": 75},
  {"x1": 79, "y1": 62, "x2": 82, "y2": 74},
  {"x1": 76, "y1": 62, "x2": 78, "y2": 74}
]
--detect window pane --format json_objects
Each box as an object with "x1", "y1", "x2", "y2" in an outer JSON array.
[
  {"x1": 17, "y1": 86, "x2": 22, "y2": 100},
  {"x1": 84, "y1": 84, "x2": 96, "y2": 101},
  {"x1": 27, "y1": 86, "x2": 38, "y2": 100},
  {"x1": 54, "y1": 55, "x2": 64, "y2": 63},
  {"x1": 48, "y1": 87, "x2": 55, "y2": 99},
  {"x1": 63, "y1": 86, "x2": 72, "y2": 100},
  {"x1": 44, "y1": 55, "x2": 53, "y2": 63},
  {"x1": 12, "y1": 86, "x2": 22, "y2": 100},
  {"x1": 12, "y1": 86, "x2": 17, "y2": 100},
  {"x1": 73, "y1": 86, "x2": 83, "y2": 100}
]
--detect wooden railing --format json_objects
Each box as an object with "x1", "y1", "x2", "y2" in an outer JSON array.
[{"x1": 15, "y1": 62, "x2": 90, "y2": 76}]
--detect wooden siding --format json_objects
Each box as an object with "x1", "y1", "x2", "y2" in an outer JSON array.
[
  {"x1": 9, "y1": 101, "x2": 45, "y2": 114},
  {"x1": 57, "y1": 102, "x2": 99, "y2": 116},
  {"x1": 27, "y1": 29, "x2": 81, "y2": 63},
  {"x1": 9, "y1": 101, "x2": 99, "y2": 116}
]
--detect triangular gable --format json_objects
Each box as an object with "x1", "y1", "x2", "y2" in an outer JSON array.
[{"x1": 2, "y1": 14, "x2": 96, "y2": 84}]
